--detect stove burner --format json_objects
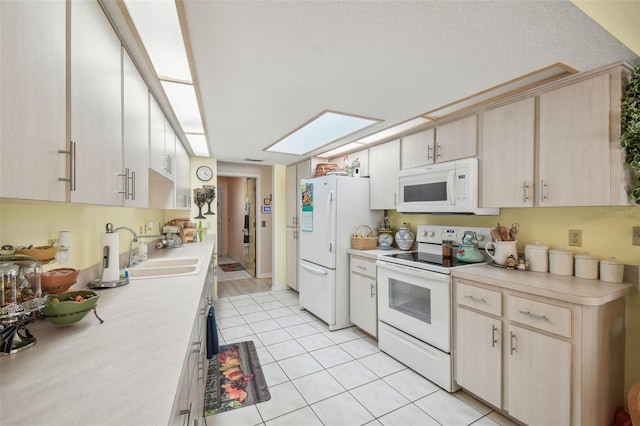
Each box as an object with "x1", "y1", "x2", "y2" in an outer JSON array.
[{"x1": 385, "y1": 251, "x2": 468, "y2": 268}]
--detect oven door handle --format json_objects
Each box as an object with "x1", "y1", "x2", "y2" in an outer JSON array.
[
  {"x1": 300, "y1": 263, "x2": 328, "y2": 276},
  {"x1": 376, "y1": 260, "x2": 450, "y2": 282}
]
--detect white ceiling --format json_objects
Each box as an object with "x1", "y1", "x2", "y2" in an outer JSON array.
[{"x1": 166, "y1": 1, "x2": 637, "y2": 165}]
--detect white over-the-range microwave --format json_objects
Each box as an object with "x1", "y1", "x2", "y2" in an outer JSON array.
[{"x1": 397, "y1": 158, "x2": 499, "y2": 215}]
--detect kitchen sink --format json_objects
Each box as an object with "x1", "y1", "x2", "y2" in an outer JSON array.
[
  {"x1": 128, "y1": 257, "x2": 204, "y2": 280},
  {"x1": 138, "y1": 258, "x2": 200, "y2": 268}
]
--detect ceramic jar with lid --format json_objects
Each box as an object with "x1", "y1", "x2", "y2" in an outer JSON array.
[
  {"x1": 574, "y1": 252, "x2": 599, "y2": 279},
  {"x1": 549, "y1": 246, "x2": 573, "y2": 276},
  {"x1": 395, "y1": 223, "x2": 415, "y2": 251},
  {"x1": 600, "y1": 257, "x2": 624, "y2": 283},
  {"x1": 524, "y1": 241, "x2": 549, "y2": 272}
]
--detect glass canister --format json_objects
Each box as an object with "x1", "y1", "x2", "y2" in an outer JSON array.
[
  {"x1": 1, "y1": 254, "x2": 44, "y2": 355},
  {"x1": 395, "y1": 223, "x2": 415, "y2": 251},
  {"x1": 1, "y1": 254, "x2": 43, "y2": 318},
  {"x1": 524, "y1": 241, "x2": 549, "y2": 272}
]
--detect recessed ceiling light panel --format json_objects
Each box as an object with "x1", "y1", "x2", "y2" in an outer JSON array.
[{"x1": 266, "y1": 111, "x2": 381, "y2": 156}]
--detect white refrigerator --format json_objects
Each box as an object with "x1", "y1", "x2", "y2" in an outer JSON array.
[{"x1": 298, "y1": 175, "x2": 382, "y2": 331}]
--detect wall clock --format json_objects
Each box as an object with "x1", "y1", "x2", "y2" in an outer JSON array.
[{"x1": 196, "y1": 165, "x2": 213, "y2": 181}]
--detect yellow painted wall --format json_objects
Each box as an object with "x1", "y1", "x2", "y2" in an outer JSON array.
[
  {"x1": 571, "y1": 0, "x2": 640, "y2": 56},
  {"x1": 0, "y1": 200, "x2": 187, "y2": 272},
  {"x1": 272, "y1": 165, "x2": 287, "y2": 289},
  {"x1": 389, "y1": 205, "x2": 640, "y2": 396}
]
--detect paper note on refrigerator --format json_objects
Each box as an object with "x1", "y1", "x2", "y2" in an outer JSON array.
[{"x1": 301, "y1": 183, "x2": 313, "y2": 232}]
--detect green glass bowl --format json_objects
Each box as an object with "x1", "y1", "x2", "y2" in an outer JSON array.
[{"x1": 41, "y1": 290, "x2": 100, "y2": 325}]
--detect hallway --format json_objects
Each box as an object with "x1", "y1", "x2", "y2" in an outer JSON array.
[{"x1": 218, "y1": 255, "x2": 272, "y2": 298}]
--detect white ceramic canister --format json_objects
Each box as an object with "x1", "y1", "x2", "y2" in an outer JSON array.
[
  {"x1": 574, "y1": 252, "x2": 598, "y2": 279},
  {"x1": 549, "y1": 246, "x2": 574, "y2": 276},
  {"x1": 524, "y1": 241, "x2": 549, "y2": 272},
  {"x1": 600, "y1": 257, "x2": 624, "y2": 283},
  {"x1": 395, "y1": 223, "x2": 415, "y2": 251}
]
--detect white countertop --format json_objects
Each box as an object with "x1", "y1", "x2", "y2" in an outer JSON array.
[
  {"x1": 452, "y1": 264, "x2": 635, "y2": 306},
  {"x1": 347, "y1": 247, "x2": 406, "y2": 260},
  {"x1": 0, "y1": 237, "x2": 215, "y2": 426}
]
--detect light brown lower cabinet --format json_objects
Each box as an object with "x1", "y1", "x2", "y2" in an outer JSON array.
[
  {"x1": 349, "y1": 255, "x2": 378, "y2": 337},
  {"x1": 453, "y1": 277, "x2": 626, "y2": 426}
]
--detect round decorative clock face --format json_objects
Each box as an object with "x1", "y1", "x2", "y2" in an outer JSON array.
[
  {"x1": 378, "y1": 233, "x2": 393, "y2": 248},
  {"x1": 196, "y1": 165, "x2": 213, "y2": 181}
]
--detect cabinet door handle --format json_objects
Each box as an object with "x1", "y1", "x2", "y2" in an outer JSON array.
[
  {"x1": 118, "y1": 168, "x2": 129, "y2": 198},
  {"x1": 58, "y1": 141, "x2": 76, "y2": 190},
  {"x1": 370, "y1": 283, "x2": 375, "y2": 298},
  {"x1": 523, "y1": 181, "x2": 529, "y2": 203},
  {"x1": 518, "y1": 310, "x2": 549, "y2": 321},
  {"x1": 436, "y1": 143, "x2": 442, "y2": 159},
  {"x1": 427, "y1": 144, "x2": 433, "y2": 161},
  {"x1": 394, "y1": 193, "x2": 398, "y2": 206},
  {"x1": 492, "y1": 325, "x2": 498, "y2": 348},
  {"x1": 540, "y1": 179, "x2": 548, "y2": 202},
  {"x1": 510, "y1": 331, "x2": 516, "y2": 355},
  {"x1": 130, "y1": 170, "x2": 136, "y2": 200},
  {"x1": 463, "y1": 295, "x2": 486, "y2": 304}
]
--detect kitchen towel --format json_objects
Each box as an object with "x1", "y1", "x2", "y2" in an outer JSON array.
[
  {"x1": 101, "y1": 232, "x2": 120, "y2": 283},
  {"x1": 206, "y1": 305, "x2": 219, "y2": 359}
]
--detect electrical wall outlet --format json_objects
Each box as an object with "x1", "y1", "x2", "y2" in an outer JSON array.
[
  {"x1": 633, "y1": 227, "x2": 640, "y2": 246},
  {"x1": 569, "y1": 229, "x2": 582, "y2": 247}
]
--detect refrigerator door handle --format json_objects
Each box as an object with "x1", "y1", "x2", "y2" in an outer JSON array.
[
  {"x1": 327, "y1": 190, "x2": 335, "y2": 253},
  {"x1": 300, "y1": 262, "x2": 329, "y2": 275}
]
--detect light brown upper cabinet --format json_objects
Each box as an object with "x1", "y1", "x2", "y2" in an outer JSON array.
[
  {"x1": 434, "y1": 115, "x2": 478, "y2": 163},
  {"x1": 369, "y1": 139, "x2": 400, "y2": 209},
  {"x1": 70, "y1": 0, "x2": 124, "y2": 206},
  {"x1": 480, "y1": 98, "x2": 536, "y2": 207},
  {"x1": 122, "y1": 49, "x2": 150, "y2": 208},
  {"x1": 538, "y1": 74, "x2": 612, "y2": 206},
  {"x1": 400, "y1": 116, "x2": 477, "y2": 170},
  {"x1": 480, "y1": 65, "x2": 631, "y2": 208},
  {"x1": 401, "y1": 128, "x2": 435, "y2": 169},
  {"x1": 1, "y1": 1, "x2": 67, "y2": 202}
]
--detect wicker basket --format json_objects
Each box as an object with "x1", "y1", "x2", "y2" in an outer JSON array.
[
  {"x1": 314, "y1": 163, "x2": 339, "y2": 177},
  {"x1": 351, "y1": 225, "x2": 378, "y2": 250}
]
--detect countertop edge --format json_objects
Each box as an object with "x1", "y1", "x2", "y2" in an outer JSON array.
[
  {"x1": 452, "y1": 265, "x2": 635, "y2": 306},
  {"x1": 0, "y1": 237, "x2": 216, "y2": 426}
]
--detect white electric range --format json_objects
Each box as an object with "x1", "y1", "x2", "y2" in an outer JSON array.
[{"x1": 376, "y1": 225, "x2": 492, "y2": 391}]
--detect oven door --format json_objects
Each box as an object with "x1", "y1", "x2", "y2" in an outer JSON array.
[
  {"x1": 376, "y1": 260, "x2": 451, "y2": 352},
  {"x1": 397, "y1": 162, "x2": 456, "y2": 213}
]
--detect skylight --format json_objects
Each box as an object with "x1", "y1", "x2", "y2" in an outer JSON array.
[
  {"x1": 266, "y1": 111, "x2": 381, "y2": 156},
  {"x1": 185, "y1": 134, "x2": 209, "y2": 157},
  {"x1": 124, "y1": 0, "x2": 209, "y2": 157},
  {"x1": 318, "y1": 117, "x2": 432, "y2": 159}
]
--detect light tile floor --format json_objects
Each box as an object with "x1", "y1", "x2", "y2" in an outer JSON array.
[{"x1": 207, "y1": 288, "x2": 517, "y2": 426}]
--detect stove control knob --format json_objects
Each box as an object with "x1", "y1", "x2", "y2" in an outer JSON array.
[{"x1": 424, "y1": 231, "x2": 435, "y2": 237}]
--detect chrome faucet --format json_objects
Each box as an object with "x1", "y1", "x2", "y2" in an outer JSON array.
[{"x1": 110, "y1": 225, "x2": 139, "y2": 268}]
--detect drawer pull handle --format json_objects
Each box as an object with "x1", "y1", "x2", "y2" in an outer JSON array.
[
  {"x1": 491, "y1": 325, "x2": 498, "y2": 348},
  {"x1": 356, "y1": 265, "x2": 367, "y2": 270},
  {"x1": 518, "y1": 310, "x2": 549, "y2": 321},
  {"x1": 464, "y1": 295, "x2": 486, "y2": 304},
  {"x1": 510, "y1": 331, "x2": 516, "y2": 355}
]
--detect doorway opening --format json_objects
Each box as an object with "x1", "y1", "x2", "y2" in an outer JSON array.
[{"x1": 216, "y1": 176, "x2": 256, "y2": 278}]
